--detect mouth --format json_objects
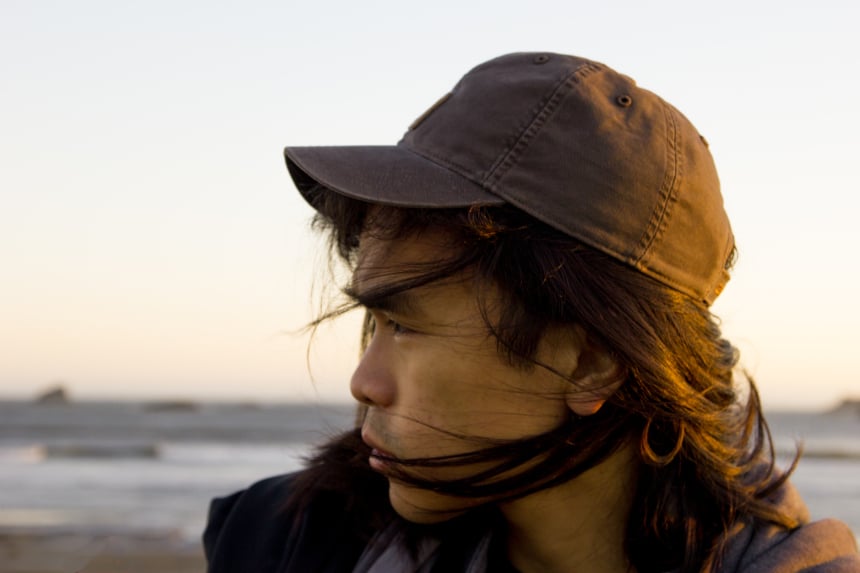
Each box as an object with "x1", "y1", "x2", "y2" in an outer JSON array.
[
  {"x1": 362, "y1": 431, "x2": 397, "y2": 472},
  {"x1": 370, "y1": 447, "x2": 395, "y2": 463}
]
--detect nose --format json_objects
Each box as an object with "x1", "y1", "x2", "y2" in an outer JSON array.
[{"x1": 350, "y1": 332, "x2": 396, "y2": 408}]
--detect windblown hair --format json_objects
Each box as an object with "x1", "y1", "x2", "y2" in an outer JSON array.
[{"x1": 289, "y1": 186, "x2": 798, "y2": 573}]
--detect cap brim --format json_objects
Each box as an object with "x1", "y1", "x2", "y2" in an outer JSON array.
[{"x1": 284, "y1": 145, "x2": 505, "y2": 209}]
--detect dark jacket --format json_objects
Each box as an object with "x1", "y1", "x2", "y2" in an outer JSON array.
[{"x1": 204, "y1": 472, "x2": 860, "y2": 572}]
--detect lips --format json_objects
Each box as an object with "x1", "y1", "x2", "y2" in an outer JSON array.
[
  {"x1": 362, "y1": 430, "x2": 397, "y2": 472},
  {"x1": 371, "y1": 447, "x2": 395, "y2": 460}
]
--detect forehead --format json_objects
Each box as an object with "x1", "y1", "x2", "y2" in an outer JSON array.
[{"x1": 353, "y1": 228, "x2": 458, "y2": 289}]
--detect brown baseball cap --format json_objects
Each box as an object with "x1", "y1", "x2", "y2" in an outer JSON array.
[{"x1": 284, "y1": 52, "x2": 734, "y2": 304}]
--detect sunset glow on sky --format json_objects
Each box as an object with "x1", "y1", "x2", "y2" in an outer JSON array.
[{"x1": 2, "y1": 0, "x2": 858, "y2": 409}]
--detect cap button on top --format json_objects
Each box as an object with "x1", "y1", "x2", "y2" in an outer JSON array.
[{"x1": 533, "y1": 54, "x2": 550, "y2": 64}]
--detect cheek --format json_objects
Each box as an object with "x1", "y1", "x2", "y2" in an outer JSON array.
[
  {"x1": 380, "y1": 334, "x2": 570, "y2": 460},
  {"x1": 406, "y1": 347, "x2": 566, "y2": 425}
]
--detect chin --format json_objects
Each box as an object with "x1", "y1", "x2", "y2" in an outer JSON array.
[{"x1": 388, "y1": 481, "x2": 475, "y2": 525}]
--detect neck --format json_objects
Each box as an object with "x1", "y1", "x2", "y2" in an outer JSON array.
[{"x1": 498, "y1": 442, "x2": 637, "y2": 573}]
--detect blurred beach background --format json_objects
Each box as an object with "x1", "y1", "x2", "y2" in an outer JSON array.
[
  {"x1": 2, "y1": 0, "x2": 859, "y2": 570},
  {"x1": 0, "y1": 395, "x2": 858, "y2": 572},
  {"x1": 0, "y1": 396, "x2": 355, "y2": 572}
]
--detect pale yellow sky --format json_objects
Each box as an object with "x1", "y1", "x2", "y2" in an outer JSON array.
[{"x1": 1, "y1": 0, "x2": 858, "y2": 409}]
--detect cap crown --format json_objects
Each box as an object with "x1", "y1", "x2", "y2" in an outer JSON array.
[{"x1": 401, "y1": 53, "x2": 733, "y2": 303}]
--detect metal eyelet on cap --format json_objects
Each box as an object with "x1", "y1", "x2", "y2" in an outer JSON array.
[
  {"x1": 616, "y1": 94, "x2": 633, "y2": 107},
  {"x1": 533, "y1": 54, "x2": 550, "y2": 64}
]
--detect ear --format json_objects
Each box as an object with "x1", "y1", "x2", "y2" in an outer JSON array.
[{"x1": 564, "y1": 328, "x2": 624, "y2": 417}]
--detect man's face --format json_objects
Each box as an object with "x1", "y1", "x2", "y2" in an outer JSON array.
[{"x1": 350, "y1": 229, "x2": 577, "y2": 523}]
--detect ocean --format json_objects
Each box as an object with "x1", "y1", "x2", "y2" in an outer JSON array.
[{"x1": 0, "y1": 400, "x2": 857, "y2": 551}]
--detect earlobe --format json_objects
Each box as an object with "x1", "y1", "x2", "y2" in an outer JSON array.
[{"x1": 564, "y1": 338, "x2": 624, "y2": 417}]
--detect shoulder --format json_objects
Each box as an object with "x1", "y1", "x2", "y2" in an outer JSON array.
[
  {"x1": 203, "y1": 472, "x2": 375, "y2": 573},
  {"x1": 719, "y1": 481, "x2": 859, "y2": 572},
  {"x1": 203, "y1": 473, "x2": 294, "y2": 556}
]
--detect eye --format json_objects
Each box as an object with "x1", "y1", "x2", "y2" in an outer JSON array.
[
  {"x1": 367, "y1": 310, "x2": 417, "y2": 337},
  {"x1": 386, "y1": 318, "x2": 413, "y2": 336}
]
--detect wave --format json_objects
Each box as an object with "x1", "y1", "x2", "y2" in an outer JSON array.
[
  {"x1": 0, "y1": 445, "x2": 46, "y2": 463},
  {"x1": 2, "y1": 439, "x2": 858, "y2": 464},
  {"x1": 0, "y1": 441, "x2": 308, "y2": 464},
  {"x1": 0, "y1": 442, "x2": 161, "y2": 461},
  {"x1": 43, "y1": 443, "x2": 160, "y2": 459},
  {"x1": 797, "y1": 449, "x2": 860, "y2": 461},
  {"x1": 774, "y1": 442, "x2": 860, "y2": 461}
]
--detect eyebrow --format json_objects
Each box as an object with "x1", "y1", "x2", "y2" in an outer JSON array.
[{"x1": 344, "y1": 285, "x2": 422, "y2": 317}]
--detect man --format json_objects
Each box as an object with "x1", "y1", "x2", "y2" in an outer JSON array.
[{"x1": 204, "y1": 53, "x2": 859, "y2": 572}]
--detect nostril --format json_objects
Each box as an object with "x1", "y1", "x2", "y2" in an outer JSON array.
[
  {"x1": 350, "y1": 382, "x2": 375, "y2": 406},
  {"x1": 349, "y1": 371, "x2": 376, "y2": 405}
]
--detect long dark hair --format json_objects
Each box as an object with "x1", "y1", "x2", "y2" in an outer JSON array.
[{"x1": 288, "y1": 187, "x2": 799, "y2": 573}]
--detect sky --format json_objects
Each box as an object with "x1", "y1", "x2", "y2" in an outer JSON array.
[{"x1": 1, "y1": 0, "x2": 858, "y2": 409}]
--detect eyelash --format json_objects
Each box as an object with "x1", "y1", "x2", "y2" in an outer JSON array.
[
  {"x1": 385, "y1": 318, "x2": 413, "y2": 336},
  {"x1": 369, "y1": 312, "x2": 413, "y2": 336}
]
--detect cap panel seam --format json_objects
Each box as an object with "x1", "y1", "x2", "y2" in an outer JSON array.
[
  {"x1": 407, "y1": 62, "x2": 598, "y2": 187},
  {"x1": 484, "y1": 62, "x2": 604, "y2": 188},
  {"x1": 635, "y1": 99, "x2": 680, "y2": 264}
]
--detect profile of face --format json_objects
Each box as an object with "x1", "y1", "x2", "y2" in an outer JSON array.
[{"x1": 350, "y1": 228, "x2": 621, "y2": 523}]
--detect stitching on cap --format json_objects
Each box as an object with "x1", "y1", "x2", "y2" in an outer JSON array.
[
  {"x1": 630, "y1": 103, "x2": 717, "y2": 303},
  {"x1": 485, "y1": 62, "x2": 604, "y2": 188},
  {"x1": 635, "y1": 100, "x2": 680, "y2": 263},
  {"x1": 484, "y1": 63, "x2": 593, "y2": 183},
  {"x1": 406, "y1": 61, "x2": 599, "y2": 186}
]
